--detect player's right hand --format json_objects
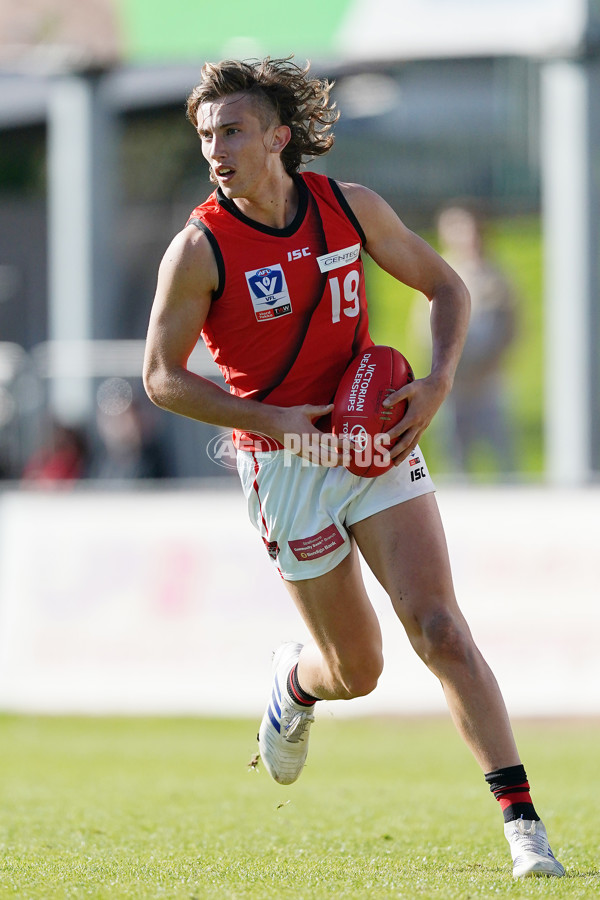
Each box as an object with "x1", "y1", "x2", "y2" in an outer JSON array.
[{"x1": 263, "y1": 403, "x2": 344, "y2": 467}]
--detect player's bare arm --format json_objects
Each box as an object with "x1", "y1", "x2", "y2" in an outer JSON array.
[
  {"x1": 143, "y1": 226, "x2": 337, "y2": 463},
  {"x1": 337, "y1": 181, "x2": 471, "y2": 462}
]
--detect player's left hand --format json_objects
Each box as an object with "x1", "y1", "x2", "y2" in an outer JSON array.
[{"x1": 382, "y1": 374, "x2": 449, "y2": 464}]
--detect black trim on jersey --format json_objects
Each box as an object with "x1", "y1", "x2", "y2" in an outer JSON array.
[
  {"x1": 255, "y1": 189, "x2": 330, "y2": 404},
  {"x1": 257, "y1": 178, "x2": 368, "y2": 405},
  {"x1": 328, "y1": 178, "x2": 367, "y2": 248},
  {"x1": 187, "y1": 218, "x2": 225, "y2": 301},
  {"x1": 215, "y1": 175, "x2": 309, "y2": 237}
]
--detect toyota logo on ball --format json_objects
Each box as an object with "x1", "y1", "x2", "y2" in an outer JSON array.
[{"x1": 348, "y1": 424, "x2": 369, "y2": 451}]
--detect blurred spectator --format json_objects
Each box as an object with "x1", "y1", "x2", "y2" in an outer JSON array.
[
  {"x1": 435, "y1": 203, "x2": 518, "y2": 475},
  {"x1": 89, "y1": 399, "x2": 170, "y2": 482},
  {"x1": 21, "y1": 419, "x2": 88, "y2": 486}
]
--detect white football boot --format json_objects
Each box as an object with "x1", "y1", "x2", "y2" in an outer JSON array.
[
  {"x1": 504, "y1": 818, "x2": 565, "y2": 878},
  {"x1": 258, "y1": 642, "x2": 315, "y2": 785}
]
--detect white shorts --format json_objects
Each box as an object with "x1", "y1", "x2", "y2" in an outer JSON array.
[{"x1": 237, "y1": 446, "x2": 434, "y2": 581}]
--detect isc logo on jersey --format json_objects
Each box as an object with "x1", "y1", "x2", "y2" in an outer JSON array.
[{"x1": 245, "y1": 264, "x2": 292, "y2": 322}]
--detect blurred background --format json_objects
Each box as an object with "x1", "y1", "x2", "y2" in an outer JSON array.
[{"x1": 0, "y1": 0, "x2": 599, "y2": 717}]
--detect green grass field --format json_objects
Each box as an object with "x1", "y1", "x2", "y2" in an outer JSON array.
[{"x1": 1, "y1": 715, "x2": 598, "y2": 899}]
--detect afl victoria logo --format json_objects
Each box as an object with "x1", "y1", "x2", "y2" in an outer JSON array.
[{"x1": 245, "y1": 263, "x2": 292, "y2": 321}]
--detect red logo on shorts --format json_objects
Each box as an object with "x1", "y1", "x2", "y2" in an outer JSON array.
[
  {"x1": 288, "y1": 525, "x2": 344, "y2": 561},
  {"x1": 263, "y1": 538, "x2": 280, "y2": 560}
]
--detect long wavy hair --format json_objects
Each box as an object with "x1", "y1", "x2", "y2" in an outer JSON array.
[{"x1": 186, "y1": 57, "x2": 339, "y2": 175}]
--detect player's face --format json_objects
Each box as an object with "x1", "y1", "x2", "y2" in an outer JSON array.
[{"x1": 197, "y1": 93, "x2": 288, "y2": 200}]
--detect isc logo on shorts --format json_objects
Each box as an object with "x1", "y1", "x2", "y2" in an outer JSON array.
[{"x1": 245, "y1": 264, "x2": 292, "y2": 322}]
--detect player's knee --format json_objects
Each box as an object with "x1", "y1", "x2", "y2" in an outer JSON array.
[
  {"x1": 414, "y1": 609, "x2": 475, "y2": 671},
  {"x1": 336, "y1": 650, "x2": 383, "y2": 699}
]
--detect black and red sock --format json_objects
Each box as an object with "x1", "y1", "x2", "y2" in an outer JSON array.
[
  {"x1": 287, "y1": 664, "x2": 319, "y2": 707},
  {"x1": 485, "y1": 764, "x2": 539, "y2": 823}
]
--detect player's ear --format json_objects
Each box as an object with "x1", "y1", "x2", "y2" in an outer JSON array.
[{"x1": 270, "y1": 124, "x2": 291, "y2": 154}]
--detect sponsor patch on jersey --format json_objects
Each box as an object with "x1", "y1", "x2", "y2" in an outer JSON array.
[
  {"x1": 316, "y1": 243, "x2": 361, "y2": 273},
  {"x1": 245, "y1": 263, "x2": 292, "y2": 321}
]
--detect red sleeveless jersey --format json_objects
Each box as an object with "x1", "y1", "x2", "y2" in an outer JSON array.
[{"x1": 186, "y1": 172, "x2": 373, "y2": 448}]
